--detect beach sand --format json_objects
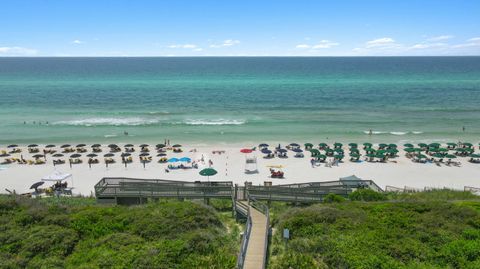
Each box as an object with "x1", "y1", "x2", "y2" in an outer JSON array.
[{"x1": 1, "y1": 144, "x2": 479, "y2": 195}]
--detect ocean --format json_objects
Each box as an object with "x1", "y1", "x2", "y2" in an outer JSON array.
[{"x1": 0, "y1": 57, "x2": 479, "y2": 145}]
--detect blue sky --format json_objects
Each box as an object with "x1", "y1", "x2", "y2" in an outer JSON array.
[{"x1": 1, "y1": 0, "x2": 479, "y2": 56}]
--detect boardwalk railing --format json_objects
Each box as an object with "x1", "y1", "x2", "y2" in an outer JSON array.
[
  {"x1": 95, "y1": 177, "x2": 383, "y2": 204},
  {"x1": 95, "y1": 177, "x2": 233, "y2": 203},
  {"x1": 236, "y1": 202, "x2": 251, "y2": 269},
  {"x1": 465, "y1": 186, "x2": 480, "y2": 194}
]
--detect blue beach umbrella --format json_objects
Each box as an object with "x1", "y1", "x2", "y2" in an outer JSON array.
[
  {"x1": 167, "y1": 158, "x2": 179, "y2": 163},
  {"x1": 179, "y1": 157, "x2": 191, "y2": 162},
  {"x1": 262, "y1": 149, "x2": 272, "y2": 154}
]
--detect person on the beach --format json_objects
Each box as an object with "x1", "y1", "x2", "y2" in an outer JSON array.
[
  {"x1": 209, "y1": 160, "x2": 213, "y2": 167},
  {"x1": 310, "y1": 158, "x2": 315, "y2": 168},
  {"x1": 369, "y1": 129, "x2": 372, "y2": 136},
  {"x1": 462, "y1": 126, "x2": 465, "y2": 132}
]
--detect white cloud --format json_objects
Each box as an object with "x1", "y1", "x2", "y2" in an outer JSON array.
[
  {"x1": 427, "y1": 35, "x2": 454, "y2": 41},
  {"x1": 295, "y1": 40, "x2": 339, "y2": 50},
  {"x1": 295, "y1": 44, "x2": 310, "y2": 49},
  {"x1": 312, "y1": 40, "x2": 339, "y2": 49},
  {"x1": 365, "y1": 37, "x2": 396, "y2": 48},
  {"x1": 193, "y1": 48, "x2": 203, "y2": 52},
  {"x1": 210, "y1": 39, "x2": 240, "y2": 48},
  {"x1": 168, "y1": 44, "x2": 198, "y2": 49},
  {"x1": 451, "y1": 37, "x2": 480, "y2": 49},
  {"x1": 0, "y1": 46, "x2": 37, "y2": 56},
  {"x1": 410, "y1": 43, "x2": 447, "y2": 49},
  {"x1": 72, "y1": 40, "x2": 84, "y2": 44}
]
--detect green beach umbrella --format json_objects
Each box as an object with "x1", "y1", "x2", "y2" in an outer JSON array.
[
  {"x1": 310, "y1": 149, "x2": 320, "y2": 156},
  {"x1": 349, "y1": 143, "x2": 358, "y2": 148},
  {"x1": 438, "y1": 148, "x2": 448, "y2": 152},
  {"x1": 199, "y1": 168, "x2": 217, "y2": 180},
  {"x1": 432, "y1": 153, "x2": 445, "y2": 158},
  {"x1": 334, "y1": 142, "x2": 343, "y2": 148},
  {"x1": 378, "y1": 143, "x2": 388, "y2": 149},
  {"x1": 447, "y1": 142, "x2": 457, "y2": 147},
  {"x1": 317, "y1": 154, "x2": 327, "y2": 160},
  {"x1": 365, "y1": 148, "x2": 376, "y2": 153},
  {"x1": 334, "y1": 148, "x2": 344, "y2": 153},
  {"x1": 445, "y1": 154, "x2": 456, "y2": 159},
  {"x1": 404, "y1": 148, "x2": 415, "y2": 153},
  {"x1": 404, "y1": 143, "x2": 414, "y2": 148},
  {"x1": 429, "y1": 148, "x2": 439, "y2": 152},
  {"x1": 350, "y1": 148, "x2": 360, "y2": 154},
  {"x1": 388, "y1": 143, "x2": 397, "y2": 148},
  {"x1": 304, "y1": 143, "x2": 313, "y2": 148},
  {"x1": 429, "y1": 143, "x2": 440, "y2": 148},
  {"x1": 350, "y1": 153, "x2": 360, "y2": 159},
  {"x1": 413, "y1": 148, "x2": 423, "y2": 152},
  {"x1": 319, "y1": 143, "x2": 328, "y2": 149},
  {"x1": 417, "y1": 154, "x2": 427, "y2": 159},
  {"x1": 418, "y1": 143, "x2": 428, "y2": 148},
  {"x1": 363, "y1": 142, "x2": 372, "y2": 147},
  {"x1": 463, "y1": 142, "x2": 473, "y2": 148},
  {"x1": 366, "y1": 153, "x2": 376, "y2": 158},
  {"x1": 334, "y1": 154, "x2": 344, "y2": 160},
  {"x1": 377, "y1": 149, "x2": 387, "y2": 155},
  {"x1": 469, "y1": 154, "x2": 480, "y2": 158}
]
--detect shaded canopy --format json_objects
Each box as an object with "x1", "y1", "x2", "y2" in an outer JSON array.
[{"x1": 199, "y1": 168, "x2": 217, "y2": 176}]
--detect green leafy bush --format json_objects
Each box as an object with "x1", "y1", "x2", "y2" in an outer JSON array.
[
  {"x1": 269, "y1": 196, "x2": 480, "y2": 268},
  {"x1": 349, "y1": 188, "x2": 387, "y2": 201},
  {"x1": 0, "y1": 195, "x2": 237, "y2": 269},
  {"x1": 323, "y1": 193, "x2": 345, "y2": 203}
]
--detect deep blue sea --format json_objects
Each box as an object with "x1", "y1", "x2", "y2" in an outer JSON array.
[{"x1": 0, "y1": 57, "x2": 479, "y2": 145}]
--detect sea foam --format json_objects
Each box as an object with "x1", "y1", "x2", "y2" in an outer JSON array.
[
  {"x1": 53, "y1": 117, "x2": 160, "y2": 126},
  {"x1": 182, "y1": 119, "x2": 246, "y2": 126}
]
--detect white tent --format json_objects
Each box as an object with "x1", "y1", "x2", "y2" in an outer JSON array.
[{"x1": 41, "y1": 170, "x2": 72, "y2": 182}]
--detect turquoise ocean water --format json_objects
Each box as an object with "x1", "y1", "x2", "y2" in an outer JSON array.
[{"x1": 0, "y1": 57, "x2": 479, "y2": 145}]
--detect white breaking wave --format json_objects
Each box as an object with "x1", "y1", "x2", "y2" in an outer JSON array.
[
  {"x1": 183, "y1": 119, "x2": 246, "y2": 126},
  {"x1": 363, "y1": 130, "x2": 424, "y2": 136},
  {"x1": 363, "y1": 131, "x2": 387, "y2": 135},
  {"x1": 104, "y1": 134, "x2": 118, "y2": 138},
  {"x1": 53, "y1": 117, "x2": 160, "y2": 126}
]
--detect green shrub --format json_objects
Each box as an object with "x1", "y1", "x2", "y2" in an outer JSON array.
[
  {"x1": 270, "y1": 199, "x2": 480, "y2": 269},
  {"x1": 0, "y1": 195, "x2": 236, "y2": 268},
  {"x1": 323, "y1": 193, "x2": 345, "y2": 203},
  {"x1": 349, "y1": 189, "x2": 387, "y2": 201}
]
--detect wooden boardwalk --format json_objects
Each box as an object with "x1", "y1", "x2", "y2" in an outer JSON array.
[{"x1": 238, "y1": 201, "x2": 268, "y2": 269}]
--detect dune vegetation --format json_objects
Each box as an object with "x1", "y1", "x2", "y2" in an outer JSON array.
[
  {"x1": 0, "y1": 196, "x2": 238, "y2": 269},
  {"x1": 268, "y1": 190, "x2": 480, "y2": 269}
]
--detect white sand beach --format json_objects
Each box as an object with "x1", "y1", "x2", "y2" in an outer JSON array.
[
  {"x1": 0, "y1": 142, "x2": 480, "y2": 195},
  {"x1": 1, "y1": 142, "x2": 479, "y2": 195}
]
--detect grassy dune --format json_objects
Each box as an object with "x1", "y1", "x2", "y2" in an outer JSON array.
[
  {"x1": 269, "y1": 190, "x2": 480, "y2": 269},
  {"x1": 0, "y1": 196, "x2": 238, "y2": 269}
]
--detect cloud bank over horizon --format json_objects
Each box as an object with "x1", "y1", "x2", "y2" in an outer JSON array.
[{"x1": 0, "y1": 1, "x2": 479, "y2": 56}]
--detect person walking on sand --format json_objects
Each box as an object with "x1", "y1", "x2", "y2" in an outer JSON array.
[
  {"x1": 369, "y1": 129, "x2": 372, "y2": 136},
  {"x1": 462, "y1": 126, "x2": 465, "y2": 132},
  {"x1": 310, "y1": 158, "x2": 315, "y2": 168}
]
